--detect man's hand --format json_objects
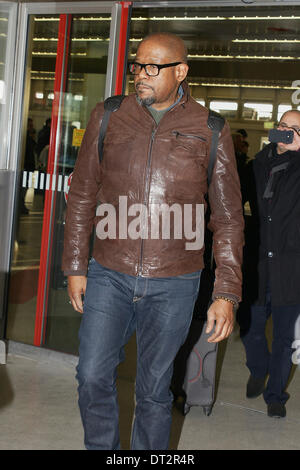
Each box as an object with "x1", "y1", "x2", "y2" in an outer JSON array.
[
  {"x1": 68, "y1": 276, "x2": 87, "y2": 314},
  {"x1": 206, "y1": 299, "x2": 235, "y2": 343}
]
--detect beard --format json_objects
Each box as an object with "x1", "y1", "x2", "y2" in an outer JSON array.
[
  {"x1": 135, "y1": 82, "x2": 156, "y2": 106},
  {"x1": 139, "y1": 95, "x2": 156, "y2": 106}
]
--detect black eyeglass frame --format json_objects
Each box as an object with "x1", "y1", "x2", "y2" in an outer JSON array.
[
  {"x1": 276, "y1": 122, "x2": 300, "y2": 137},
  {"x1": 128, "y1": 61, "x2": 182, "y2": 77}
]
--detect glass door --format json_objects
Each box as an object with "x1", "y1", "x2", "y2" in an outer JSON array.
[
  {"x1": 0, "y1": 1, "x2": 18, "y2": 352},
  {"x1": 6, "y1": 2, "x2": 131, "y2": 353},
  {"x1": 42, "y1": 12, "x2": 113, "y2": 353},
  {"x1": 6, "y1": 13, "x2": 60, "y2": 346}
]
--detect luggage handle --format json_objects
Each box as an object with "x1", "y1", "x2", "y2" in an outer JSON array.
[{"x1": 187, "y1": 321, "x2": 218, "y2": 384}]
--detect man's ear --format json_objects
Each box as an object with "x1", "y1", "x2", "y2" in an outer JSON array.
[{"x1": 176, "y1": 63, "x2": 189, "y2": 82}]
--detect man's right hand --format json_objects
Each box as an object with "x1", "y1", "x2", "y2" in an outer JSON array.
[{"x1": 68, "y1": 276, "x2": 87, "y2": 314}]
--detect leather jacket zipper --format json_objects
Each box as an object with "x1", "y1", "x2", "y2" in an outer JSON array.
[
  {"x1": 172, "y1": 131, "x2": 206, "y2": 142},
  {"x1": 138, "y1": 127, "x2": 157, "y2": 276}
]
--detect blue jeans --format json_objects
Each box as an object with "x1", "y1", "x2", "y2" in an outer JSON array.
[
  {"x1": 241, "y1": 291, "x2": 300, "y2": 404},
  {"x1": 76, "y1": 259, "x2": 201, "y2": 450}
]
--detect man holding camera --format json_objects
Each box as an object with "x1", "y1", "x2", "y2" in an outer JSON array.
[{"x1": 240, "y1": 110, "x2": 300, "y2": 418}]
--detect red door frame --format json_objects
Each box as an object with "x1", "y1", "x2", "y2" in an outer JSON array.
[
  {"x1": 115, "y1": 2, "x2": 132, "y2": 95},
  {"x1": 33, "y1": 3, "x2": 132, "y2": 346}
]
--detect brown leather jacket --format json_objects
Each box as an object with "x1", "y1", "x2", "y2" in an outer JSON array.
[{"x1": 62, "y1": 83, "x2": 244, "y2": 301}]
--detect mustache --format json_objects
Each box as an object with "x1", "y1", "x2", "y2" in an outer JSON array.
[{"x1": 135, "y1": 82, "x2": 154, "y2": 91}]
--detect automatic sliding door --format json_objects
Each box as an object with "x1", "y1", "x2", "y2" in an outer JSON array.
[
  {"x1": 6, "y1": 3, "x2": 127, "y2": 354},
  {"x1": 0, "y1": 2, "x2": 18, "y2": 347},
  {"x1": 43, "y1": 13, "x2": 111, "y2": 353},
  {"x1": 6, "y1": 15, "x2": 60, "y2": 345}
]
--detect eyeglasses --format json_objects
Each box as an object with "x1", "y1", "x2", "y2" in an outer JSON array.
[
  {"x1": 277, "y1": 122, "x2": 300, "y2": 136},
  {"x1": 128, "y1": 61, "x2": 182, "y2": 77}
]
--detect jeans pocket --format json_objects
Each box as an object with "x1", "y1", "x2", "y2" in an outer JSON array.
[{"x1": 87, "y1": 258, "x2": 110, "y2": 284}]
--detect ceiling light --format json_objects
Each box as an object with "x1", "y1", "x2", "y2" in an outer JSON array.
[
  {"x1": 72, "y1": 37, "x2": 108, "y2": 41},
  {"x1": 33, "y1": 37, "x2": 58, "y2": 41},
  {"x1": 188, "y1": 54, "x2": 298, "y2": 60},
  {"x1": 32, "y1": 14, "x2": 300, "y2": 23},
  {"x1": 148, "y1": 16, "x2": 226, "y2": 21},
  {"x1": 73, "y1": 17, "x2": 110, "y2": 21},
  {"x1": 229, "y1": 15, "x2": 300, "y2": 20},
  {"x1": 34, "y1": 16, "x2": 110, "y2": 22},
  {"x1": 34, "y1": 17, "x2": 59, "y2": 22},
  {"x1": 131, "y1": 15, "x2": 300, "y2": 21},
  {"x1": 33, "y1": 37, "x2": 108, "y2": 42},
  {"x1": 188, "y1": 82, "x2": 298, "y2": 90},
  {"x1": 32, "y1": 52, "x2": 58, "y2": 56},
  {"x1": 31, "y1": 71, "x2": 55, "y2": 75},
  {"x1": 233, "y1": 39, "x2": 300, "y2": 43},
  {"x1": 32, "y1": 52, "x2": 87, "y2": 56}
]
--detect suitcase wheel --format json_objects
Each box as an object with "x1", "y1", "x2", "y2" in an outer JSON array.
[{"x1": 202, "y1": 405, "x2": 213, "y2": 416}]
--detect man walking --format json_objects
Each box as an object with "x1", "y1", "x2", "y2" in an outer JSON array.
[
  {"x1": 62, "y1": 33, "x2": 244, "y2": 450},
  {"x1": 240, "y1": 110, "x2": 300, "y2": 418}
]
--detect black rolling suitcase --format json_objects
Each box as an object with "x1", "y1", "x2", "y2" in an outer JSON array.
[
  {"x1": 172, "y1": 109, "x2": 225, "y2": 416},
  {"x1": 182, "y1": 309, "x2": 218, "y2": 416},
  {"x1": 172, "y1": 232, "x2": 218, "y2": 417}
]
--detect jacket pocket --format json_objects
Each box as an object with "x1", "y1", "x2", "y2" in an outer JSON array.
[
  {"x1": 172, "y1": 131, "x2": 207, "y2": 142},
  {"x1": 168, "y1": 131, "x2": 207, "y2": 180},
  {"x1": 102, "y1": 134, "x2": 133, "y2": 175}
]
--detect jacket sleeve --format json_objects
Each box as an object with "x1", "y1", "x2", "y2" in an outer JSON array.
[
  {"x1": 207, "y1": 121, "x2": 245, "y2": 303},
  {"x1": 62, "y1": 103, "x2": 104, "y2": 276}
]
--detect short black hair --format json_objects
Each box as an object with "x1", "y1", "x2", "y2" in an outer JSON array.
[{"x1": 237, "y1": 129, "x2": 248, "y2": 138}]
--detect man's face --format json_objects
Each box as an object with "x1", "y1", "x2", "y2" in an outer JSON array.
[
  {"x1": 133, "y1": 40, "x2": 187, "y2": 110},
  {"x1": 277, "y1": 112, "x2": 300, "y2": 154}
]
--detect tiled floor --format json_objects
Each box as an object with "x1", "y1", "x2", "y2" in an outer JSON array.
[
  {"x1": 0, "y1": 325, "x2": 299, "y2": 450},
  {"x1": 178, "y1": 327, "x2": 300, "y2": 450}
]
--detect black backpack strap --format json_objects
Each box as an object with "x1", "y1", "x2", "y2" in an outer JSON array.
[
  {"x1": 207, "y1": 109, "x2": 225, "y2": 185},
  {"x1": 98, "y1": 94, "x2": 125, "y2": 163}
]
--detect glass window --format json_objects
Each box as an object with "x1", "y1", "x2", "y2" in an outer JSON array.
[
  {"x1": 277, "y1": 104, "x2": 292, "y2": 122},
  {"x1": 196, "y1": 99, "x2": 205, "y2": 106},
  {"x1": 243, "y1": 102, "x2": 273, "y2": 121},
  {"x1": 44, "y1": 14, "x2": 111, "y2": 353},
  {"x1": 6, "y1": 13, "x2": 111, "y2": 353},
  {"x1": 6, "y1": 15, "x2": 60, "y2": 346},
  {"x1": 209, "y1": 101, "x2": 238, "y2": 118},
  {"x1": 0, "y1": 4, "x2": 17, "y2": 168}
]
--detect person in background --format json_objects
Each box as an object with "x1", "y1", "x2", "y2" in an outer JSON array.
[
  {"x1": 239, "y1": 110, "x2": 300, "y2": 418},
  {"x1": 24, "y1": 118, "x2": 36, "y2": 172},
  {"x1": 36, "y1": 118, "x2": 51, "y2": 159},
  {"x1": 237, "y1": 128, "x2": 248, "y2": 142},
  {"x1": 232, "y1": 132, "x2": 249, "y2": 206}
]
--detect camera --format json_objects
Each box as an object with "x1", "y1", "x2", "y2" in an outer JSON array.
[{"x1": 268, "y1": 129, "x2": 294, "y2": 144}]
